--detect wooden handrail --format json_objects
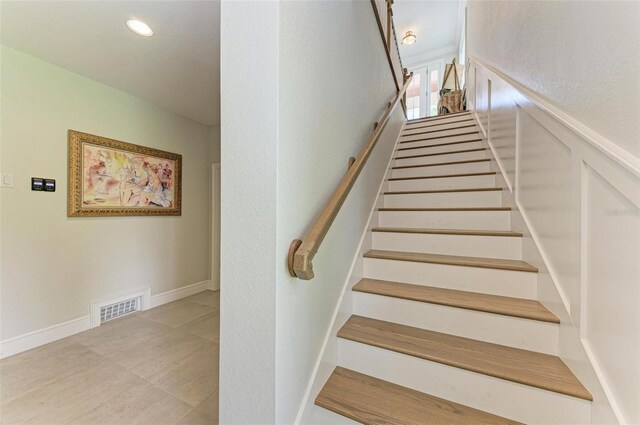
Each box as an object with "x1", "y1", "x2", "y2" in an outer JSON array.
[{"x1": 288, "y1": 73, "x2": 413, "y2": 280}]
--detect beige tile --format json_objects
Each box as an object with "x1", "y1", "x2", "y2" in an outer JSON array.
[
  {"x1": 0, "y1": 340, "x2": 108, "y2": 404},
  {"x1": 138, "y1": 300, "x2": 215, "y2": 328},
  {"x1": 144, "y1": 341, "x2": 219, "y2": 406},
  {"x1": 177, "y1": 312, "x2": 219, "y2": 342},
  {"x1": 104, "y1": 327, "x2": 196, "y2": 370},
  {"x1": 1, "y1": 360, "x2": 142, "y2": 425},
  {"x1": 126, "y1": 333, "x2": 212, "y2": 381},
  {"x1": 1, "y1": 296, "x2": 220, "y2": 425},
  {"x1": 68, "y1": 380, "x2": 192, "y2": 425},
  {"x1": 72, "y1": 314, "x2": 175, "y2": 357},
  {"x1": 183, "y1": 291, "x2": 220, "y2": 309},
  {"x1": 176, "y1": 392, "x2": 218, "y2": 425}
]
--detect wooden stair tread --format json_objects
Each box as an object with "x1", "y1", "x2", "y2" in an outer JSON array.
[
  {"x1": 408, "y1": 111, "x2": 471, "y2": 123},
  {"x1": 406, "y1": 120, "x2": 475, "y2": 132},
  {"x1": 353, "y1": 278, "x2": 559, "y2": 323},
  {"x1": 372, "y1": 227, "x2": 522, "y2": 237},
  {"x1": 364, "y1": 249, "x2": 537, "y2": 272},
  {"x1": 388, "y1": 171, "x2": 496, "y2": 181},
  {"x1": 379, "y1": 207, "x2": 511, "y2": 211},
  {"x1": 316, "y1": 366, "x2": 522, "y2": 425},
  {"x1": 397, "y1": 139, "x2": 482, "y2": 151},
  {"x1": 393, "y1": 158, "x2": 490, "y2": 169},
  {"x1": 338, "y1": 316, "x2": 592, "y2": 401},
  {"x1": 384, "y1": 187, "x2": 501, "y2": 195},
  {"x1": 402, "y1": 123, "x2": 476, "y2": 136},
  {"x1": 399, "y1": 136, "x2": 482, "y2": 145},
  {"x1": 401, "y1": 131, "x2": 479, "y2": 142},
  {"x1": 395, "y1": 147, "x2": 485, "y2": 160}
]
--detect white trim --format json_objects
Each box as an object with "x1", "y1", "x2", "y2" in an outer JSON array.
[
  {"x1": 0, "y1": 280, "x2": 213, "y2": 359},
  {"x1": 211, "y1": 162, "x2": 221, "y2": 291},
  {"x1": 582, "y1": 340, "x2": 626, "y2": 425},
  {"x1": 425, "y1": 59, "x2": 445, "y2": 118},
  {"x1": 0, "y1": 315, "x2": 91, "y2": 359},
  {"x1": 150, "y1": 280, "x2": 213, "y2": 308},
  {"x1": 454, "y1": 0, "x2": 466, "y2": 49},
  {"x1": 295, "y1": 117, "x2": 407, "y2": 425},
  {"x1": 470, "y1": 56, "x2": 640, "y2": 178}
]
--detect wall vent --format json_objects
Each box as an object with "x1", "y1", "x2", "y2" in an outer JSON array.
[
  {"x1": 90, "y1": 288, "x2": 151, "y2": 328},
  {"x1": 100, "y1": 297, "x2": 138, "y2": 323}
]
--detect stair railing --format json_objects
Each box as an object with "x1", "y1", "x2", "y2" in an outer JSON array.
[
  {"x1": 287, "y1": 74, "x2": 413, "y2": 280},
  {"x1": 371, "y1": 0, "x2": 407, "y2": 114}
]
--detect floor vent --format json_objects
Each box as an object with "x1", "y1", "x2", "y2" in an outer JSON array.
[{"x1": 100, "y1": 297, "x2": 138, "y2": 323}]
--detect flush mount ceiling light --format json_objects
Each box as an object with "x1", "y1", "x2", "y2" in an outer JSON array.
[
  {"x1": 126, "y1": 19, "x2": 154, "y2": 37},
  {"x1": 402, "y1": 31, "x2": 417, "y2": 45}
]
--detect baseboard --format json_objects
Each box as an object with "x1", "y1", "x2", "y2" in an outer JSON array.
[
  {"x1": 0, "y1": 279, "x2": 214, "y2": 359},
  {"x1": 208, "y1": 278, "x2": 220, "y2": 291},
  {"x1": 0, "y1": 315, "x2": 91, "y2": 359},
  {"x1": 150, "y1": 280, "x2": 213, "y2": 308}
]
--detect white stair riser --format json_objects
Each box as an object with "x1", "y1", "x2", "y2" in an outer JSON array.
[
  {"x1": 403, "y1": 122, "x2": 476, "y2": 135},
  {"x1": 388, "y1": 174, "x2": 496, "y2": 191},
  {"x1": 394, "y1": 150, "x2": 487, "y2": 167},
  {"x1": 401, "y1": 128, "x2": 479, "y2": 142},
  {"x1": 383, "y1": 190, "x2": 502, "y2": 208},
  {"x1": 378, "y1": 209, "x2": 511, "y2": 230},
  {"x1": 400, "y1": 137, "x2": 480, "y2": 150},
  {"x1": 352, "y1": 292, "x2": 558, "y2": 355},
  {"x1": 338, "y1": 339, "x2": 591, "y2": 425},
  {"x1": 306, "y1": 405, "x2": 360, "y2": 425},
  {"x1": 364, "y1": 258, "x2": 537, "y2": 299},
  {"x1": 371, "y1": 232, "x2": 522, "y2": 260},
  {"x1": 396, "y1": 140, "x2": 483, "y2": 156},
  {"x1": 401, "y1": 133, "x2": 481, "y2": 144},
  {"x1": 392, "y1": 161, "x2": 490, "y2": 178},
  {"x1": 407, "y1": 115, "x2": 472, "y2": 127}
]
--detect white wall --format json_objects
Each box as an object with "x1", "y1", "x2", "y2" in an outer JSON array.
[
  {"x1": 219, "y1": 1, "x2": 279, "y2": 423},
  {"x1": 0, "y1": 46, "x2": 212, "y2": 341},
  {"x1": 219, "y1": 1, "x2": 403, "y2": 424},
  {"x1": 467, "y1": 0, "x2": 640, "y2": 160},
  {"x1": 405, "y1": 49, "x2": 458, "y2": 71},
  {"x1": 467, "y1": 57, "x2": 639, "y2": 425},
  {"x1": 277, "y1": 2, "x2": 403, "y2": 423}
]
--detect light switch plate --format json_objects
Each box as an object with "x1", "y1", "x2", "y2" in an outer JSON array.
[{"x1": 1, "y1": 174, "x2": 14, "y2": 188}]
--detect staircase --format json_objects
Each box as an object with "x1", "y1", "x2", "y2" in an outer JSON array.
[{"x1": 313, "y1": 111, "x2": 592, "y2": 424}]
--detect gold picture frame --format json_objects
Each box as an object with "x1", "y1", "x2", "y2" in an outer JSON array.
[{"x1": 68, "y1": 130, "x2": 182, "y2": 217}]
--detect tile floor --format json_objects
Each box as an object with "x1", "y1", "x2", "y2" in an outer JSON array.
[{"x1": 1, "y1": 290, "x2": 220, "y2": 425}]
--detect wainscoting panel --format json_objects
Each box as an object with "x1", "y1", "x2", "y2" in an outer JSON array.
[
  {"x1": 488, "y1": 78, "x2": 517, "y2": 191},
  {"x1": 468, "y1": 57, "x2": 640, "y2": 425},
  {"x1": 517, "y1": 108, "x2": 580, "y2": 318},
  {"x1": 584, "y1": 165, "x2": 640, "y2": 422}
]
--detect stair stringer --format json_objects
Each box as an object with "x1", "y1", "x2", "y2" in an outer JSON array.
[
  {"x1": 296, "y1": 121, "x2": 407, "y2": 425},
  {"x1": 475, "y1": 111, "x2": 619, "y2": 425}
]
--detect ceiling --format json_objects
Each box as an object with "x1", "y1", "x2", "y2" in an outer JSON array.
[
  {"x1": 393, "y1": 0, "x2": 463, "y2": 67},
  {"x1": 1, "y1": 1, "x2": 220, "y2": 126}
]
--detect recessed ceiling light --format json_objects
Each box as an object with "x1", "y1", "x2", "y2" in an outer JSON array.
[
  {"x1": 402, "y1": 31, "x2": 417, "y2": 45},
  {"x1": 126, "y1": 19, "x2": 154, "y2": 37}
]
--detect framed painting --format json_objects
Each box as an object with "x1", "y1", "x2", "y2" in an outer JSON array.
[{"x1": 68, "y1": 130, "x2": 182, "y2": 217}]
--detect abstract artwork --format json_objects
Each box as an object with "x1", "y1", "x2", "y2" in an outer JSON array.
[{"x1": 68, "y1": 130, "x2": 182, "y2": 216}]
